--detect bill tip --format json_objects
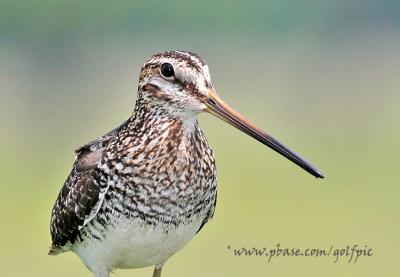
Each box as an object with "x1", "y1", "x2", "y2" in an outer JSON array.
[{"x1": 315, "y1": 170, "x2": 325, "y2": 179}]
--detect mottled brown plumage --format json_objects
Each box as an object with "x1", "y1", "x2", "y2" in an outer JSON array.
[{"x1": 50, "y1": 50, "x2": 323, "y2": 277}]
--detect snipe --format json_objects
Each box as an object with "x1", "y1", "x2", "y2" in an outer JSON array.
[{"x1": 49, "y1": 50, "x2": 323, "y2": 277}]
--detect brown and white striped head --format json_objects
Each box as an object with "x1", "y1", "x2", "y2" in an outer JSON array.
[
  {"x1": 136, "y1": 50, "x2": 324, "y2": 179},
  {"x1": 138, "y1": 51, "x2": 212, "y2": 114}
]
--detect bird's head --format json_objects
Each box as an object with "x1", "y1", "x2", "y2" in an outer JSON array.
[
  {"x1": 138, "y1": 50, "x2": 212, "y2": 114},
  {"x1": 137, "y1": 50, "x2": 324, "y2": 178}
]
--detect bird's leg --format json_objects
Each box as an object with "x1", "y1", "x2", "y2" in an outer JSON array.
[
  {"x1": 152, "y1": 263, "x2": 164, "y2": 277},
  {"x1": 94, "y1": 270, "x2": 109, "y2": 277}
]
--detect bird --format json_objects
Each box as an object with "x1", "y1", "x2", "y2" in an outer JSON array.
[{"x1": 49, "y1": 50, "x2": 324, "y2": 277}]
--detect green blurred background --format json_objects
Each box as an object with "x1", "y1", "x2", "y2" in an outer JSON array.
[{"x1": 1, "y1": 1, "x2": 399, "y2": 276}]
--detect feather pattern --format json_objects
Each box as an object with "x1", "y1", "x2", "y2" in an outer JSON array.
[
  {"x1": 49, "y1": 51, "x2": 218, "y2": 275},
  {"x1": 49, "y1": 123, "x2": 125, "y2": 254}
]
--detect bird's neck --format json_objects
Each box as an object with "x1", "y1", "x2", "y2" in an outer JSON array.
[{"x1": 129, "y1": 93, "x2": 200, "y2": 137}]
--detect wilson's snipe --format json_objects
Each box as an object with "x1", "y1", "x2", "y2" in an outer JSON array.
[{"x1": 49, "y1": 51, "x2": 323, "y2": 277}]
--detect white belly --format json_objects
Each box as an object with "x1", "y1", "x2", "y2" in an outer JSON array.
[{"x1": 74, "y1": 216, "x2": 203, "y2": 273}]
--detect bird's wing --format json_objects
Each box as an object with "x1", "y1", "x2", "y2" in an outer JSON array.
[
  {"x1": 49, "y1": 122, "x2": 126, "y2": 254},
  {"x1": 196, "y1": 190, "x2": 217, "y2": 234}
]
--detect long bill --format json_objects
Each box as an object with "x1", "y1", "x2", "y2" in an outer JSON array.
[{"x1": 204, "y1": 89, "x2": 324, "y2": 178}]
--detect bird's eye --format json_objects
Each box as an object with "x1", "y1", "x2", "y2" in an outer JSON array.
[{"x1": 160, "y1": 63, "x2": 174, "y2": 78}]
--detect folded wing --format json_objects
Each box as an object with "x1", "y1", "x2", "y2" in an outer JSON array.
[{"x1": 49, "y1": 123, "x2": 125, "y2": 255}]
